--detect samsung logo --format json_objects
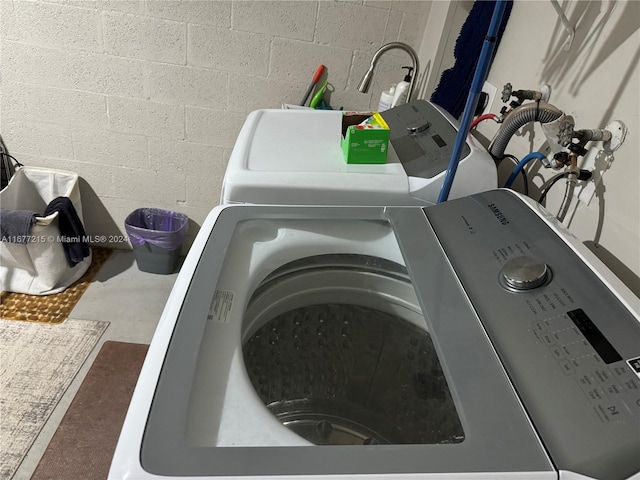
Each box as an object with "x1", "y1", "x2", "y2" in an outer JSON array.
[{"x1": 488, "y1": 203, "x2": 510, "y2": 225}]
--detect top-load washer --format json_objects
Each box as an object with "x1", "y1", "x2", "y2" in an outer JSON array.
[
  {"x1": 110, "y1": 189, "x2": 640, "y2": 480},
  {"x1": 221, "y1": 100, "x2": 496, "y2": 206}
]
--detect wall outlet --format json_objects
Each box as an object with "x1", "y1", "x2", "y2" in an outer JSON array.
[{"x1": 480, "y1": 81, "x2": 498, "y2": 115}]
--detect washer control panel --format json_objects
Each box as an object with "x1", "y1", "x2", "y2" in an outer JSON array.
[
  {"x1": 534, "y1": 308, "x2": 636, "y2": 422},
  {"x1": 381, "y1": 100, "x2": 472, "y2": 179},
  {"x1": 425, "y1": 190, "x2": 640, "y2": 480}
]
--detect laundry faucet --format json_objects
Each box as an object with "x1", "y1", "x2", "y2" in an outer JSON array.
[{"x1": 357, "y1": 42, "x2": 419, "y2": 102}]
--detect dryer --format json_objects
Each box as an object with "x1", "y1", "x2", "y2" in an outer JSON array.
[
  {"x1": 221, "y1": 100, "x2": 496, "y2": 206},
  {"x1": 110, "y1": 189, "x2": 640, "y2": 480}
]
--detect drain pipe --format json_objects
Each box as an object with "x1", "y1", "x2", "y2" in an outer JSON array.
[
  {"x1": 437, "y1": 0, "x2": 509, "y2": 203},
  {"x1": 489, "y1": 101, "x2": 563, "y2": 159}
]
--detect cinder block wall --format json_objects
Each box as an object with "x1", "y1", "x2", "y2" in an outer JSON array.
[{"x1": 0, "y1": 0, "x2": 429, "y2": 249}]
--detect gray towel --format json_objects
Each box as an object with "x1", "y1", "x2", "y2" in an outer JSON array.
[
  {"x1": 44, "y1": 197, "x2": 90, "y2": 267},
  {"x1": 1, "y1": 209, "x2": 38, "y2": 243}
]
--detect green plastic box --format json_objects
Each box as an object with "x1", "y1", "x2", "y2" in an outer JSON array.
[{"x1": 340, "y1": 112, "x2": 390, "y2": 164}]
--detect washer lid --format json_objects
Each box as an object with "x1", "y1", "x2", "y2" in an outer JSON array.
[
  {"x1": 221, "y1": 103, "x2": 497, "y2": 206},
  {"x1": 222, "y1": 109, "x2": 414, "y2": 205},
  {"x1": 245, "y1": 110, "x2": 403, "y2": 173},
  {"x1": 140, "y1": 204, "x2": 554, "y2": 478}
]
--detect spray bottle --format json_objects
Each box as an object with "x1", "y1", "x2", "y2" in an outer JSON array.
[{"x1": 377, "y1": 84, "x2": 396, "y2": 112}]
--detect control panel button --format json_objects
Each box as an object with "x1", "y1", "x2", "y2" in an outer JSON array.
[{"x1": 500, "y1": 256, "x2": 549, "y2": 291}]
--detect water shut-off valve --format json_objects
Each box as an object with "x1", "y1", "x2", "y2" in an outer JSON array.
[
  {"x1": 550, "y1": 118, "x2": 627, "y2": 209},
  {"x1": 549, "y1": 117, "x2": 628, "y2": 169},
  {"x1": 500, "y1": 83, "x2": 552, "y2": 113}
]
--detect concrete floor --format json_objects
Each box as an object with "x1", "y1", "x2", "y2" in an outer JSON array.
[{"x1": 13, "y1": 250, "x2": 178, "y2": 480}]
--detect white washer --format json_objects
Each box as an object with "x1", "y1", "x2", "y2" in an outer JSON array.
[
  {"x1": 221, "y1": 100, "x2": 496, "y2": 206},
  {"x1": 111, "y1": 190, "x2": 640, "y2": 480}
]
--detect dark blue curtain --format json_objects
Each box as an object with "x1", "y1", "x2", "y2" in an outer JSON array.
[{"x1": 430, "y1": 1, "x2": 513, "y2": 118}]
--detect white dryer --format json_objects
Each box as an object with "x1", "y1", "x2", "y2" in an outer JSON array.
[
  {"x1": 110, "y1": 190, "x2": 640, "y2": 480},
  {"x1": 221, "y1": 100, "x2": 496, "y2": 206}
]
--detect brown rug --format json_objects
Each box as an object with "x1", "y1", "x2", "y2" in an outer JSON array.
[
  {"x1": 31, "y1": 341, "x2": 149, "y2": 480},
  {"x1": 0, "y1": 247, "x2": 112, "y2": 324}
]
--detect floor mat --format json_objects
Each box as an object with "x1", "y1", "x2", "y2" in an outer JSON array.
[
  {"x1": 30, "y1": 341, "x2": 148, "y2": 480},
  {"x1": 0, "y1": 318, "x2": 109, "y2": 479},
  {"x1": 0, "y1": 247, "x2": 112, "y2": 324}
]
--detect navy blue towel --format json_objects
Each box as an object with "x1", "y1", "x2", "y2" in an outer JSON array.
[
  {"x1": 0, "y1": 209, "x2": 37, "y2": 243},
  {"x1": 431, "y1": 1, "x2": 513, "y2": 118},
  {"x1": 44, "y1": 197, "x2": 90, "y2": 267}
]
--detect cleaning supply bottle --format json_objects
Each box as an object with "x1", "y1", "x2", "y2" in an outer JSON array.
[
  {"x1": 391, "y1": 66, "x2": 413, "y2": 107},
  {"x1": 377, "y1": 84, "x2": 396, "y2": 112}
]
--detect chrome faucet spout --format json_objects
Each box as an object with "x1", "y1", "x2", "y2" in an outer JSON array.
[{"x1": 357, "y1": 42, "x2": 419, "y2": 102}]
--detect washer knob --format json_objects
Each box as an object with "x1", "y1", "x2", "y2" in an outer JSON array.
[
  {"x1": 407, "y1": 121, "x2": 430, "y2": 135},
  {"x1": 500, "y1": 256, "x2": 549, "y2": 291}
]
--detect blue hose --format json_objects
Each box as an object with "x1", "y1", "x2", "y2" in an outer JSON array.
[
  {"x1": 503, "y1": 151, "x2": 546, "y2": 188},
  {"x1": 437, "y1": 0, "x2": 509, "y2": 204}
]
